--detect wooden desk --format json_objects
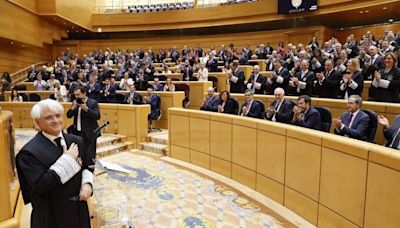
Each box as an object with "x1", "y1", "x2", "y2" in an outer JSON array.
[
  {"x1": 168, "y1": 107, "x2": 400, "y2": 227},
  {"x1": 0, "y1": 103, "x2": 150, "y2": 148},
  {"x1": 206, "y1": 72, "x2": 230, "y2": 92},
  {"x1": 248, "y1": 59, "x2": 267, "y2": 71}
]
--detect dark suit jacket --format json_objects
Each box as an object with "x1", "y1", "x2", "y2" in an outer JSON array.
[
  {"x1": 292, "y1": 107, "x2": 321, "y2": 131},
  {"x1": 124, "y1": 92, "x2": 143, "y2": 104},
  {"x1": 66, "y1": 98, "x2": 101, "y2": 140},
  {"x1": 384, "y1": 115, "x2": 400, "y2": 147},
  {"x1": 313, "y1": 70, "x2": 342, "y2": 98},
  {"x1": 268, "y1": 67, "x2": 290, "y2": 94},
  {"x1": 85, "y1": 83, "x2": 101, "y2": 101},
  {"x1": 182, "y1": 66, "x2": 195, "y2": 81},
  {"x1": 206, "y1": 58, "x2": 219, "y2": 72},
  {"x1": 100, "y1": 85, "x2": 116, "y2": 103},
  {"x1": 221, "y1": 98, "x2": 237, "y2": 115},
  {"x1": 229, "y1": 70, "x2": 245, "y2": 93},
  {"x1": 340, "y1": 71, "x2": 363, "y2": 97},
  {"x1": 335, "y1": 110, "x2": 370, "y2": 141},
  {"x1": 266, "y1": 99, "x2": 294, "y2": 124},
  {"x1": 146, "y1": 94, "x2": 161, "y2": 119},
  {"x1": 246, "y1": 73, "x2": 266, "y2": 94},
  {"x1": 134, "y1": 77, "x2": 149, "y2": 91},
  {"x1": 294, "y1": 70, "x2": 315, "y2": 96},
  {"x1": 200, "y1": 95, "x2": 220, "y2": 112},
  {"x1": 240, "y1": 100, "x2": 263, "y2": 118}
]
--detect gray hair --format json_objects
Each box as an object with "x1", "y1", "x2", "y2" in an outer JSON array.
[
  {"x1": 274, "y1": 87, "x2": 285, "y2": 95},
  {"x1": 31, "y1": 99, "x2": 64, "y2": 120},
  {"x1": 349, "y1": 95, "x2": 363, "y2": 105}
]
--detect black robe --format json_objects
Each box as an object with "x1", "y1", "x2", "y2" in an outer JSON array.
[{"x1": 16, "y1": 132, "x2": 91, "y2": 228}]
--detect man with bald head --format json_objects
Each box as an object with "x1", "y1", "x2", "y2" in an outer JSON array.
[
  {"x1": 313, "y1": 59, "x2": 342, "y2": 98},
  {"x1": 16, "y1": 99, "x2": 92, "y2": 228},
  {"x1": 246, "y1": 65, "x2": 265, "y2": 94},
  {"x1": 200, "y1": 87, "x2": 220, "y2": 112},
  {"x1": 289, "y1": 60, "x2": 315, "y2": 96}
]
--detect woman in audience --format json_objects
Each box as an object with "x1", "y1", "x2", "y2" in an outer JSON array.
[
  {"x1": 119, "y1": 72, "x2": 133, "y2": 91},
  {"x1": 221, "y1": 61, "x2": 232, "y2": 74},
  {"x1": 76, "y1": 72, "x2": 87, "y2": 87},
  {"x1": 197, "y1": 63, "x2": 208, "y2": 82},
  {"x1": 370, "y1": 52, "x2": 400, "y2": 102},
  {"x1": 9, "y1": 88, "x2": 23, "y2": 102},
  {"x1": 339, "y1": 58, "x2": 364, "y2": 99},
  {"x1": 163, "y1": 78, "x2": 175, "y2": 92},
  {"x1": 53, "y1": 80, "x2": 68, "y2": 102},
  {"x1": 335, "y1": 50, "x2": 349, "y2": 73},
  {"x1": 217, "y1": 90, "x2": 237, "y2": 114},
  {"x1": 161, "y1": 65, "x2": 172, "y2": 74}
]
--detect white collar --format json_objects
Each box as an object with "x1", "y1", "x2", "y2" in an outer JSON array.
[
  {"x1": 42, "y1": 131, "x2": 64, "y2": 144},
  {"x1": 350, "y1": 109, "x2": 360, "y2": 118}
]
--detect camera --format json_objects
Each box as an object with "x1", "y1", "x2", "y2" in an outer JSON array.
[{"x1": 76, "y1": 98, "x2": 84, "y2": 104}]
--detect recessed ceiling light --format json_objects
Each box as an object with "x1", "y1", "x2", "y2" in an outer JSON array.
[
  {"x1": 76, "y1": 30, "x2": 79, "y2": 32},
  {"x1": 63, "y1": 22, "x2": 66, "y2": 25},
  {"x1": 382, "y1": 7, "x2": 388, "y2": 10},
  {"x1": 53, "y1": 18, "x2": 56, "y2": 20},
  {"x1": 359, "y1": 11, "x2": 364, "y2": 14},
  {"x1": 83, "y1": 31, "x2": 86, "y2": 33},
  {"x1": 67, "y1": 30, "x2": 69, "y2": 32},
  {"x1": 389, "y1": 18, "x2": 394, "y2": 23},
  {"x1": 97, "y1": 27, "x2": 102, "y2": 33},
  {"x1": 10, "y1": 41, "x2": 13, "y2": 44},
  {"x1": 365, "y1": 10, "x2": 369, "y2": 13},
  {"x1": 72, "y1": 26, "x2": 75, "y2": 29},
  {"x1": 22, "y1": 45, "x2": 25, "y2": 47}
]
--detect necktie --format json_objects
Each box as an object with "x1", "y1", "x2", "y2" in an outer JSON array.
[
  {"x1": 346, "y1": 114, "x2": 353, "y2": 127},
  {"x1": 54, "y1": 137, "x2": 63, "y2": 154},
  {"x1": 77, "y1": 107, "x2": 82, "y2": 131},
  {"x1": 390, "y1": 128, "x2": 400, "y2": 149},
  {"x1": 274, "y1": 102, "x2": 279, "y2": 110}
]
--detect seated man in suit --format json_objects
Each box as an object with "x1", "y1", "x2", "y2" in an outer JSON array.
[
  {"x1": 85, "y1": 75, "x2": 101, "y2": 101},
  {"x1": 266, "y1": 88, "x2": 294, "y2": 123},
  {"x1": 200, "y1": 87, "x2": 220, "y2": 112},
  {"x1": 333, "y1": 95, "x2": 370, "y2": 141},
  {"x1": 100, "y1": 78, "x2": 116, "y2": 103},
  {"x1": 182, "y1": 60, "x2": 195, "y2": 81},
  {"x1": 289, "y1": 60, "x2": 315, "y2": 96},
  {"x1": 378, "y1": 115, "x2": 400, "y2": 149},
  {"x1": 124, "y1": 85, "x2": 143, "y2": 104},
  {"x1": 152, "y1": 77, "x2": 164, "y2": 91},
  {"x1": 143, "y1": 87, "x2": 161, "y2": 121},
  {"x1": 246, "y1": 65, "x2": 265, "y2": 94},
  {"x1": 240, "y1": 90, "x2": 263, "y2": 118},
  {"x1": 292, "y1": 95, "x2": 321, "y2": 130},
  {"x1": 228, "y1": 62, "x2": 245, "y2": 93}
]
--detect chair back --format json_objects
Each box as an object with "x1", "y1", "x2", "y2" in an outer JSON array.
[
  {"x1": 29, "y1": 93, "x2": 41, "y2": 102},
  {"x1": 20, "y1": 93, "x2": 28, "y2": 101},
  {"x1": 314, "y1": 106, "x2": 332, "y2": 132},
  {"x1": 255, "y1": 100, "x2": 265, "y2": 119},
  {"x1": 232, "y1": 98, "x2": 239, "y2": 115},
  {"x1": 362, "y1": 109, "x2": 377, "y2": 143},
  {"x1": 115, "y1": 93, "x2": 125, "y2": 104},
  {"x1": 208, "y1": 76, "x2": 218, "y2": 92}
]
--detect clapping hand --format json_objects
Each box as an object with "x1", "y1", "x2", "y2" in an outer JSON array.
[
  {"x1": 79, "y1": 184, "x2": 92, "y2": 201},
  {"x1": 79, "y1": 102, "x2": 88, "y2": 111},
  {"x1": 266, "y1": 106, "x2": 275, "y2": 116},
  {"x1": 332, "y1": 118, "x2": 342, "y2": 129},
  {"x1": 374, "y1": 71, "x2": 381, "y2": 81},
  {"x1": 316, "y1": 72, "x2": 324, "y2": 81},
  {"x1": 377, "y1": 115, "x2": 389, "y2": 128},
  {"x1": 292, "y1": 106, "x2": 301, "y2": 120},
  {"x1": 241, "y1": 106, "x2": 247, "y2": 116}
]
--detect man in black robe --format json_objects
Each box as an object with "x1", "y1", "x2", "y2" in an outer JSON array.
[{"x1": 16, "y1": 99, "x2": 93, "y2": 228}]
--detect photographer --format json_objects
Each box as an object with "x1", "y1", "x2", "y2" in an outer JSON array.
[{"x1": 67, "y1": 86, "x2": 101, "y2": 170}]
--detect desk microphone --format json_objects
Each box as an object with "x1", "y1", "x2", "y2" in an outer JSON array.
[{"x1": 93, "y1": 121, "x2": 110, "y2": 134}]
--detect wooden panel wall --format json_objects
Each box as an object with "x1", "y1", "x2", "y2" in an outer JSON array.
[
  {"x1": 168, "y1": 107, "x2": 400, "y2": 227},
  {"x1": 335, "y1": 23, "x2": 400, "y2": 43},
  {"x1": 53, "y1": 26, "x2": 328, "y2": 57},
  {"x1": 0, "y1": 43, "x2": 52, "y2": 75},
  {"x1": 55, "y1": 0, "x2": 92, "y2": 29}
]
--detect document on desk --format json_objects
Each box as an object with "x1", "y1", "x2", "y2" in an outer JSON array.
[{"x1": 98, "y1": 159, "x2": 132, "y2": 174}]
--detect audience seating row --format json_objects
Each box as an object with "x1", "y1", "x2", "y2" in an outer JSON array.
[{"x1": 128, "y1": 2, "x2": 194, "y2": 13}]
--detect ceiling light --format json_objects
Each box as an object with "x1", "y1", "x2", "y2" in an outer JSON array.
[
  {"x1": 67, "y1": 30, "x2": 69, "y2": 32},
  {"x1": 22, "y1": 45, "x2": 25, "y2": 47},
  {"x1": 63, "y1": 22, "x2": 66, "y2": 25},
  {"x1": 83, "y1": 31, "x2": 86, "y2": 33},
  {"x1": 97, "y1": 27, "x2": 102, "y2": 33},
  {"x1": 76, "y1": 30, "x2": 79, "y2": 32},
  {"x1": 359, "y1": 11, "x2": 364, "y2": 14},
  {"x1": 11, "y1": 41, "x2": 13, "y2": 44},
  {"x1": 72, "y1": 26, "x2": 75, "y2": 29},
  {"x1": 382, "y1": 7, "x2": 388, "y2": 10},
  {"x1": 389, "y1": 19, "x2": 394, "y2": 23},
  {"x1": 365, "y1": 10, "x2": 369, "y2": 13}
]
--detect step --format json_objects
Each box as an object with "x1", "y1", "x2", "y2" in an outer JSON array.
[
  {"x1": 96, "y1": 134, "x2": 127, "y2": 147},
  {"x1": 96, "y1": 142, "x2": 134, "y2": 158},
  {"x1": 150, "y1": 134, "x2": 168, "y2": 145},
  {"x1": 140, "y1": 142, "x2": 168, "y2": 155}
]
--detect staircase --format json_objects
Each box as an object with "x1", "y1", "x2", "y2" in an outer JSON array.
[
  {"x1": 96, "y1": 134, "x2": 134, "y2": 158},
  {"x1": 139, "y1": 130, "x2": 169, "y2": 155}
]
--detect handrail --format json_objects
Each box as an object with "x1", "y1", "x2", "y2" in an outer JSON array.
[{"x1": 10, "y1": 61, "x2": 48, "y2": 88}]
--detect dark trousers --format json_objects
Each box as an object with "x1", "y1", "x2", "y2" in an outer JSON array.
[{"x1": 76, "y1": 131, "x2": 97, "y2": 170}]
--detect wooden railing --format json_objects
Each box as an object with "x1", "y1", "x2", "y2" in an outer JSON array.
[{"x1": 10, "y1": 61, "x2": 48, "y2": 87}]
